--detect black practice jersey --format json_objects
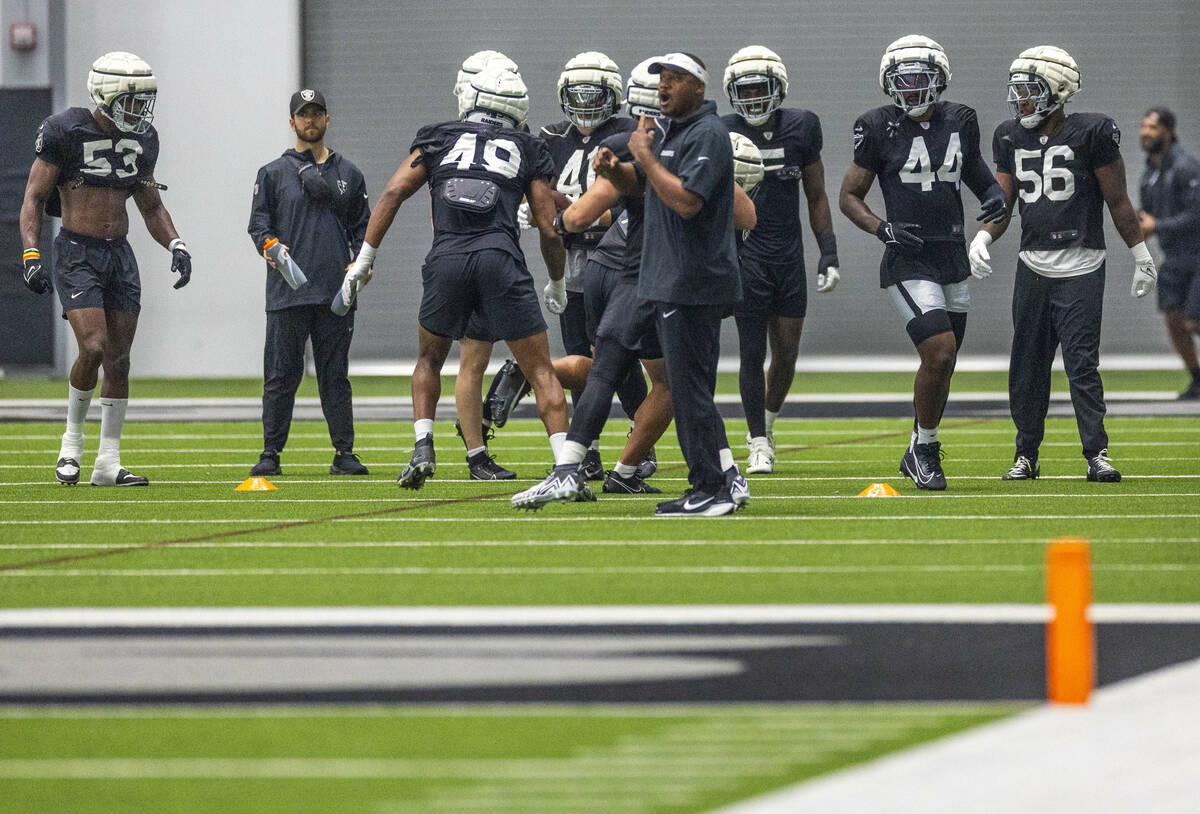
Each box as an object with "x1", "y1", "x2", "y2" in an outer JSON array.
[
  {"x1": 35, "y1": 107, "x2": 160, "y2": 191},
  {"x1": 853, "y1": 101, "x2": 994, "y2": 242},
  {"x1": 412, "y1": 120, "x2": 556, "y2": 262},
  {"x1": 722, "y1": 108, "x2": 822, "y2": 263},
  {"x1": 539, "y1": 117, "x2": 637, "y2": 250},
  {"x1": 604, "y1": 129, "x2": 660, "y2": 279},
  {"x1": 993, "y1": 113, "x2": 1122, "y2": 252}
]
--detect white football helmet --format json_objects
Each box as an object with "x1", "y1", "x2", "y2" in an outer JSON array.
[
  {"x1": 458, "y1": 66, "x2": 529, "y2": 129},
  {"x1": 454, "y1": 50, "x2": 519, "y2": 100},
  {"x1": 730, "y1": 132, "x2": 764, "y2": 193},
  {"x1": 724, "y1": 46, "x2": 789, "y2": 127},
  {"x1": 1007, "y1": 46, "x2": 1081, "y2": 129},
  {"x1": 878, "y1": 35, "x2": 951, "y2": 118},
  {"x1": 558, "y1": 51, "x2": 624, "y2": 129},
  {"x1": 626, "y1": 57, "x2": 662, "y2": 118},
  {"x1": 87, "y1": 51, "x2": 157, "y2": 134}
]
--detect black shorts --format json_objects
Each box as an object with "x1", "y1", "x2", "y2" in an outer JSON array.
[
  {"x1": 559, "y1": 290, "x2": 590, "y2": 356},
  {"x1": 733, "y1": 253, "x2": 807, "y2": 318},
  {"x1": 595, "y1": 274, "x2": 662, "y2": 359},
  {"x1": 1157, "y1": 260, "x2": 1200, "y2": 320},
  {"x1": 879, "y1": 240, "x2": 969, "y2": 288},
  {"x1": 583, "y1": 260, "x2": 623, "y2": 344},
  {"x1": 53, "y1": 228, "x2": 141, "y2": 315},
  {"x1": 463, "y1": 308, "x2": 498, "y2": 343},
  {"x1": 419, "y1": 249, "x2": 546, "y2": 342}
]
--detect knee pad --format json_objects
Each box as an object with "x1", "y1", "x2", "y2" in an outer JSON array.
[{"x1": 905, "y1": 309, "x2": 953, "y2": 347}]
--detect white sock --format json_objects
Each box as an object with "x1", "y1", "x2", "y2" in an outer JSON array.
[
  {"x1": 910, "y1": 428, "x2": 919, "y2": 449},
  {"x1": 60, "y1": 384, "x2": 94, "y2": 459},
  {"x1": 94, "y1": 397, "x2": 127, "y2": 471},
  {"x1": 556, "y1": 439, "x2": 586, "y2": 466},
  {"x1": 916, "y1": 425, "x2": 939, "y2": 445},
  {"x1": 589, "y1": 439, "x2": 600, "y2": 451},
  {"x1": 548, "y1": 431, "x2": 567, "y2": 461},
  {"x1": 467, "y1": 446, "x2": 486, "y2": 458},
  {"x1": 614, "y1": 461, "x2": 637, "y2": 477},
  {"x1": 764, "y1": 409, "x2": 779, "y2": 437},
  {"x1": 414, "y1": 418, "x2": 434, "y2": 441},
  {"x1": 719, "y1": 447, "x2": 735, "y2": 471}
]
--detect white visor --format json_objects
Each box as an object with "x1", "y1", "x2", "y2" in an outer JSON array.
[{"x1": 649, "y1": 53, "x2": 709, "y2": 86}]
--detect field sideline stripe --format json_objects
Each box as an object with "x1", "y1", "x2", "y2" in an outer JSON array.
[{"x1": 3, "y1": 604, "x2": 1199, "y2": 627}]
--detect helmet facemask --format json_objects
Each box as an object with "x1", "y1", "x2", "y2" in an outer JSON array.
[
  {"x1": 885, "y1": 63, "x2": 943, "y2": 118},
  {"x1": 728, "y1": 74, "x2": 782, "y2": 126},
  {"x1": 560, "y1": 82, "x2": 617, "y2": 129},
  {"x1": 103, "y1": 90, "x2": 156, "y2": 134},
  {"x1": 1008, "y1": 72, "x2": 1057, "y2": 129}
]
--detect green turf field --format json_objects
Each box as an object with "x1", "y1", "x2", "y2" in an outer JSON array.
[{"x1": 0, "y1": 393, "x2": 1196, "y2": 812}]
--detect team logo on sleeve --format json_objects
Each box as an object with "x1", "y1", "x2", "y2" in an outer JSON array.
[
  {"x1": 1111, "y1": 122, "x2": 1121, "y2": 146},
  {"x1": 253, "y1": 183, "x2": 259, "y2": 195},
  {"x1": 34, "y1": 126, "x2": 44, "y2": 154},
  {"x1": 852, "y1": 123, "x2": 865, "y2": 152},
  {"x1": 337, "y1": 179, "x2": 348, "y2": 195}
]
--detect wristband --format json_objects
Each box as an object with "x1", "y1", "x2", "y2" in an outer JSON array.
[
  {"x1": 168, "y1": 238, "x2": 187, "y2": 253},
  {"x1": 22, "y1": 248, "x2": 40, "y2": 261},
  {"x1": 1131, "y1": 241, "x2": 1152, "y2": 264}
]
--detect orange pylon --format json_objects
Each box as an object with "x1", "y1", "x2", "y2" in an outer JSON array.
[{"x1": 1046, "y1": 537, "x2": 1093, "y2": 704}]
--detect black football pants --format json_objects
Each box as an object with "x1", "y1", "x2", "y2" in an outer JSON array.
[
  {"x1": 656, "y1": 302, "x2": 730, "y2": 494},
  {"x1": 1009, "y1": 261, "x2": 1108, "y2": 460},
  {"x1": 262, "y1": 304, "x2": 356, "y2": 455}
]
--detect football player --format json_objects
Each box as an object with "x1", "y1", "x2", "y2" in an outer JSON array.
[
  {"x1": 722, "y1": 46, "x2": 840, "y2": 475},
  {"x1": 534, "y1": 52, "x2": 646, "y2": 481},
  {"x1": 969, "y1": 47, "x2": 1156, "y2": 482},
  {"x1": 19, "y1": 51, "x2": 192, "y2": 486},
  {"x1": 511, "y1": 59, "x2": 759, "y2": 510},
  {"x1": 840, "y1": 36, "x2": 1006, "y2": 491},
  {"x1": 450, "y1": 50, "x2": 522, "y2": 480},
  {"x1": 342, "y1": 67, "x2": 574, "y2": 492}
]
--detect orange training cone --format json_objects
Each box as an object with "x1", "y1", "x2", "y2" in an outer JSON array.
[
  {"x1": 236, "y1": 477, "x2": 277, "y2": 491},
  {"x1": 1046, "y1": 537, "x2": 1093, "y2": 704},
  {"x1": 858, "y1": 482, "x2": 900, "y2": 497}
]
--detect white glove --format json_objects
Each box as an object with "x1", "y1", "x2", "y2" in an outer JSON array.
[
  {"x1": 517, "y1": 202, "x2": 534, "y2": 230},
  {"x1": 816, "y1": 266, "x2": 839, "y2": 293},
  {"x1": 341, "y1": 243, "x2": 377, "y2": 306},
  {"x1": 543, "y1": 278, "x2": 567, "y2": 315},
  {"x1": 1130, "y1": 241, "x2": 1157, "y2": 298},
  {"x1": 968, "y1": 231, "x2": 993, "y2": 279}
]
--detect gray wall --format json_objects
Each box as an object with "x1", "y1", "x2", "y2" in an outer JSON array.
[{"x1": 305, "y1": 0, "x2": 1199, "y2": 361}]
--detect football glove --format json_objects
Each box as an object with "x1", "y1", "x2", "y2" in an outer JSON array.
[
  {"x1": 342, "y1": 243, "x2": 377, "y2": 306},
  {"x1": 816, "y1": 266, "x2": 839, "y2": 293},
  {"x1": 977, "y1": 184, "x2": 1007, "y2": 223},
  {"x1": 1130, "y1": 241, "x2": 1157, "y2": 298},
  {"x1": 168, "y1": 239, "x2": 191, "y2": 289},
  {"x1": 968, "y1": 231, "x2": 993, "y2": 279},
  {"x1": 875, "y1": 221, "x2": 923, "y2": 255},
  {"x1": 516, "y1": 202, "x2": 534, "y2": 230},
  {"x1": 543, "y1": 278, "x2": 567, "y2": 315},
  {"x1": 815, "y1": 232, "x2": 839, "y2": 293},
  {"x1": 21, "y1": 249, "x2": 51, "y2": 295}
]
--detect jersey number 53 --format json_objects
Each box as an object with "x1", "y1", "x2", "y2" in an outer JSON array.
[{"x1": 81, "y1": 138, "x2": 143, "y2": 179}]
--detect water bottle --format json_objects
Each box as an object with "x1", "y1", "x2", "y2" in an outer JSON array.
[
  {"x1": 330, "y1": 288, "x2": 353, "y2": 316},
  {"x1": 263, "y1": 238, "x2": 307, "y2": 290}
]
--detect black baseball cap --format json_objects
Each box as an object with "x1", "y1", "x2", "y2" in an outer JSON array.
[{"x1": 290, "y1": 88, "x2": 327, "y2": 117}]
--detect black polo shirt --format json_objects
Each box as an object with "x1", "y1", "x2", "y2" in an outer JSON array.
[{"x1": 637, "y1": 100, "x2": 741, "y2": 306}]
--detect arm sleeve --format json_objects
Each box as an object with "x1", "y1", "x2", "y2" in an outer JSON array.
[
  {"x1": 1154, "y1": 162, "x2": 1200, "y2": 241},
  {"x1": 530, "y1": 138, "x2": 558, "y2": 183},
  {"x1": 1091, "y1": 117, "x2": 1122, "y2": 170},
  {"x1": 34, "y1": 117, "x2": 67, "y2": 166},
  {"x1": 676, "y1": 124, "x2": 730, "y2": 204},
  {"x1": 960, "y1": 110, "x2": 999, "y2": 200},
  {"x1": 851, "y1": 115, "x2": 880, "y2": 172},
  {"x1": 247, "y1": 166, "x2": 275, "y2": 252},
  {"x1": 346, "y1": 169, "x2": 371, "y2": 256}
]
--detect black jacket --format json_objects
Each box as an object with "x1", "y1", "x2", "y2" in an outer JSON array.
[
  {"x1": 248, "y1": 149, "x2": 370, "y2": 311},
  {"x1": 1139, "y1": 142, "x2": 1200, "y2": 267}
]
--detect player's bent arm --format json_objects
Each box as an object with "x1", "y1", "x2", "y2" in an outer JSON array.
[
  {"x1": 364, "y1": 149, "x2": 426, "y2": 249},
  {"x1": 800, "y1": 158, "x2": 834, "y2": 237},
  {"x1": 562, "y1": 177, "x2": 620, "y2": 233},
  {"x1": 1095, "y1": 157, "x2": 1144, "y2": 248},
  {"x1": 19, "y1": 158, "x2": 60, "y2": 250},
  {"x1": 529, "y1": 178, "x2": 566, "y2": 282},
  {"x1": 838, "y1": 163, "x2": 881, "y2": 235},
  {"x1": 133, "y1": 182, "x2": 181, "y2": 247},
  {"x1": 733, "y1": 183, "x2": 756, "y2": 231},
  {"x1": 979, "y1": 173, "x2": 1017, "y2": 241}
]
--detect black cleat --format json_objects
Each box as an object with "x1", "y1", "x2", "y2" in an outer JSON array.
[
  {"x1": 580, "y1": 447, "x2": 605, "y2": 481},
  {"x1": 1002, "y1": 455, "x2": 1039, "y2": 481},
  {"x1": 487, "y1": 360, "x2": 531, "y2": 428},
  {"x1": 635, "y1": 446, "x2": 657, "y2": 479},
  {"x1": 398, "y1": 436, "x2": 436, "y2": 489},
  {"x1": 602, "y1": 470, "x2": 662, "y2": 494},
  {"x1": 55, "y1": 456, "x2": 81, "y2": 485},
  {"x1": 900, "y1": 442, "x2": 947, "y2": 491},
  {"x1": 330, "y1": 452, "x2": 369, "y2": 475},
  {"x1": 91, "y1": 467, "x2": 149, "y2": 487},
  {"x1": 655, "y1": 488, "x2": 736, "y2": 516},
  {"x1": 467, "y1": 450, "x2": 516, "y2": 480},
  {"x1": 1179, "y1": 379, "x2": 1200, "y2": 401},
  {"x1": 1086, "y1": 449, "x2": 1121, "y2": 483},
  {"x1": 250, "y1": 453, "x2": 281, "y2": 477}
]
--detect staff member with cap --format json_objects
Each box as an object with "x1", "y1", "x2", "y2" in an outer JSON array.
[
  {"x1": 605, "y1": 52, "x2": 748, "y2": 516},
  {"x1": 246, "y1": 88, "x2": 372, "y2": 476}
]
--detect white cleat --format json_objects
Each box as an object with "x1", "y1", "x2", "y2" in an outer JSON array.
[{"x1": 746, "y1": 436, "x2": 775, "y2": 474}]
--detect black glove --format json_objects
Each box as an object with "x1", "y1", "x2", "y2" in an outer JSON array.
[
  {"x1": 875, "y1": 221, "x2": 923, "y2": 255},
  {"x1": 977, "y1": 184, "x2": 1007, "y2": 223},
  {"x1": 170, "y1": 241, "x2": 192, "y2": 289},
  {"x1": 22, "y1": 251, "x2": 51, "y2": 295}
]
